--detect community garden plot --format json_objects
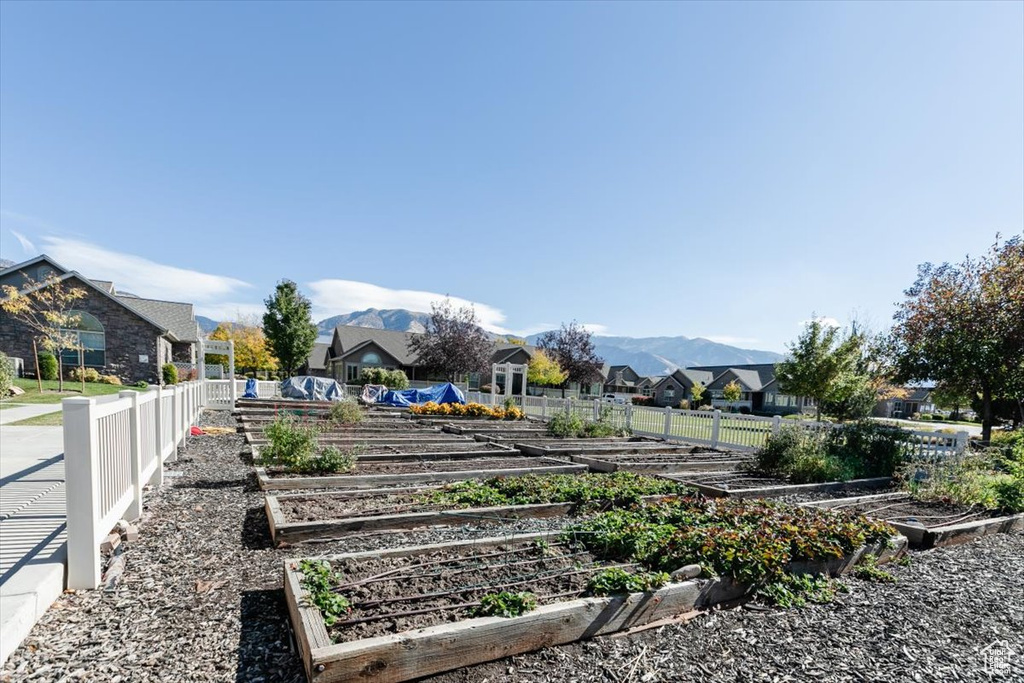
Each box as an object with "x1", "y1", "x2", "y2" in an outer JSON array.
[
  {"x1": 285, "y1": 513, "x2": 906, "y2": 683},
  {"x1": 569, "y1": 450, "x2": 750, "y2": 474},
  {"x1": 514, "y1": 439, "x2": 715, "y2": 458},
  {"x1": 804, "y1": 492, "x2": 1024, "y2": 549},
  {"x1": 256, "y1": 456, "x2": 586, "y2": 492},
  {"x1": 666, "y1": 471, "x2": 894, "y2": 499}
]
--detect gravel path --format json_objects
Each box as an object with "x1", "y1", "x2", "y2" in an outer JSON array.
[{"x1": 3, "y1": 409, "x2": 1022, "y2": 682}]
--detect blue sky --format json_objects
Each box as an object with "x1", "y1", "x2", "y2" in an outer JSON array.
[{"x1": 1, "y1": 1, "x2": 1021, "y2": 351}]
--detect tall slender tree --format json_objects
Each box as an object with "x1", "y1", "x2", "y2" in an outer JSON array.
[
  {"x1": 408, "y1": 298, "x2": 493, "y2": 382},
  {"x1": 884, "y1": 235, "x2": 1024, "y2": 440},
  {"x1": 537, "y1": 321, "x2": 604, "y2": 397},
  {"x1": 775, "y1": 318, "x2": 864, "y2": 421},
  {"x1": 262, "y1": 280, "x2": 317, "y2": 378}
]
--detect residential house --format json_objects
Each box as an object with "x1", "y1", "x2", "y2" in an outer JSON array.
[
  {"x1": 686, "y1": 363, "x2": 813, "y2": 414},
  {"x1": 322, "y1": 324, "x2": 602, "y2": 396},
  {"x1": 0, "y1": 255, "x2": 201, "y2": 383},
  {"x1": 650, "y1": 369, "x2": 716, "y2": 408},
  {"x1": 299, "y1": 342, "x2": 331, "y2": 378},
  {"x1": 874, "y1": 386, "x2": 936, "y2": 419},
  {"x1": 603, "y1": 365, "x2": 642, "y2": 395}
]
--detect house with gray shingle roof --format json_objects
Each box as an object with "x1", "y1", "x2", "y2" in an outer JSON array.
[
  {"x1": 0, "y1": 255, "x2": 200, "y2": 383},
  {"x1": 685, "y1": 363, "x2": 813, "y2": 414}
]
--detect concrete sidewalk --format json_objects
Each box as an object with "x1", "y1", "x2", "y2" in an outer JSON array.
[
  {"x1": 0, "y1": 425, "x2": 65, "y2": 665},
  {"x1": 0, "y1": 403, "x2": 62, "y2": 426}
]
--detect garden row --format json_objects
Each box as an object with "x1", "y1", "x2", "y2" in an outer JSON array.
[{"x1": 233, "y1": 399, "x2": 1023, "y2": 683}]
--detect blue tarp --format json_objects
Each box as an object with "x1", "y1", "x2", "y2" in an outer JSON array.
[
  {"x1": 242, "y1": 378, "x2": 259, "y2": 399},
  {"x1": 280, "y1": 376, "x2": 346, "y2": 401},
  {"x1": 378, "y1": 382, "x2": 466, "y2": 407}
]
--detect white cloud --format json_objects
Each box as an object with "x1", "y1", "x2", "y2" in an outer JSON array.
[
  {"x1": 193, "y1": 301, "x2": 267, "y2": 322},
  {"x1": 9, "y1": 229, "x2": 36, "y2": 254},
  {"x1": 800, "y1": 316, "x2": 841, "y2": 328},
  {"x1": 581, "y1": 323, "x2": 610, "y2": 336},
  {"x1": 39, "y1": 236, "x2": 252, "y2": 305},
  {"x1": 704, "y1": 335, "x2": 760, "y2": 345}
]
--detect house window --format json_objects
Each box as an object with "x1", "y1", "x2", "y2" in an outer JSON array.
[
  {"x1": 664, "y1": 386, "x2": 675, "y2": 399},
  {"x1": 361, "y1": 352, "x2": 382, "y2": 365},
  {"x1": 60, "y1": 311, "x2": 105, "y2": 368},
  {"x1": 346, "y1": 364, "x2": 360, "y2": 381}
]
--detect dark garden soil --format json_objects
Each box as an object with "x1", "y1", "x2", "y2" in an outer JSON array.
[
  {"x1": 826, "y1": 495, "x2": 1007, "y2": 526},
  {"x1": 282, "y1": 491, "x2": 491, "y2": 520},
  {"x1": 314, "y1": 541, "x2": 614, "y2": 643},
  {"x1": 268, "y1": 456, "x2": 565, "y2": 478}
]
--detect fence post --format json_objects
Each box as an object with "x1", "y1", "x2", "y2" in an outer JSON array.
[
  {"x1": 625, "y1": 403, "x2": 633, "y2": 432},
  {"x1": 711, "y1": 410, "x2": 722, "y2": 447},
  {"x1": 152, "y1": 388, "x2": 165, "y2": 485},
  {"x1": 955, "y1": 430, "x2": 969, "y2": 454},
  {"x1": 663, "y1": 405, "x2": 672, "y2": 438},
  {"x1": 170, "y1": 387, "x2": 181, "y2": 461},
  {"x1": 772, "y1": 415, "x2": 782, "y2": 434},
  {"x1": 541, "y1": 396, "x2": 547, "y2": 419},
  {"x1": 119, "y1": 391, "x2": 144, "y2": 520},
  {"x1": 593, "y1": 399, "x2": 600, "y2": 421},
  {"x1": 64, "y1": 397, "x2": 101, "y2": 590}
]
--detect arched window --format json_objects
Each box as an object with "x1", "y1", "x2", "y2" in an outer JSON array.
[
  {"x1": 361, "y1": 352, "x2": 382, "y2": 365},
  {"x1": 60, "y1": 310, "x2": 106, "y2": 368}
]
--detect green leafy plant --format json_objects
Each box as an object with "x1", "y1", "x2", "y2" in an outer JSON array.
[
  {"x1": 547, "y1": 407, "x2": 628, "y2": 438},
  {"x1": 299, "y1": 445, "x2": 358, "y2": 475},
  {"x1": 852, "y1": 554, "x2": 897, "y2": 584},
  {"x1": 161, "y1": 363, "x2": 178, "y2": 385},
  {"x1": 547, "y1": 410, "x2": 585, "y2": 438},
  {"x1": 299, "y1": 560, "x2": 351, "y2": 626},
  {"x1": 38, "y1": 352, "x2": 58, "y2": 381},
  {"x1": 327, "y1": 400, "x2": 363, "y2": 425},
  {"x1": 0, "y1": 351, "x2": 13, "y2": 397},
  {"x1": 260, "y1": 415, "x2": 321, "y2": 469},
  {"x1": 134, "y1": 380, "x2": 148, "y2": 389},
  {"x1": 757, "y1": 573, "x2": 841, "y2": 607},
  {"x1": 472, "y1": 591, "x2": 537, "y2": 618},
  {"x1": 587, "y1": 567, "x2": 670, "y2": 596}
]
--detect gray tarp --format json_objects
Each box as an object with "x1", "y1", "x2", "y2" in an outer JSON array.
[{"x1": 279, "y1": 376, "x2": 346, "y2": 401}]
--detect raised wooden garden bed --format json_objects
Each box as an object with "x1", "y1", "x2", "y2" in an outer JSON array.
[
  {"x1": 256, "y1": 456, "x2": 585, "y2": 492},
  {"x1": 665, "y1": 472, "x2": 895, "y2": 499},
  {"x1": 803, "y1": 492, "x2": 1024, "y2": 549},
  {"x1": 515, "y1": 440, "x2": 719, "y2": 458},
  {"x1": 570, "y1": 451, "x2": 749, "y2": 474},
  {"x1": 285, "y1": 531, "x2": 906, "y2": 682}
]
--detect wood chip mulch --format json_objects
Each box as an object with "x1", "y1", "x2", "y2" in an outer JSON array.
[{"x1": 3, "y1": 410, "x2": 1022, "y2": 682}]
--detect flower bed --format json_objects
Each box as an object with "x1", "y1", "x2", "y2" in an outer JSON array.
[
  {"x1": 286, "y1": 499, "x2": 904, "y2": 682},
  {"x1": 409, "y1": 402, "x2": 526, "y2": 420}
]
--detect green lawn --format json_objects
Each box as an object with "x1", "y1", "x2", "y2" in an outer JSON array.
[
  {"x1": 9, "y1": 410, "x2": 63, "y2": 426},
  {"x1": 1, "y1": 378, "x2": 144, "y2": 405}
]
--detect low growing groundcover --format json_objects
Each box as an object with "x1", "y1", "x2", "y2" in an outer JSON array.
[
  {"x1": 296, "y1": 496, "x2": 898, "y2": 644},
  {"x1": 280, "y1": 471, "x2": 687, "y2": 521}
]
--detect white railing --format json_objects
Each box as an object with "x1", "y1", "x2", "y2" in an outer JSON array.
[
  {"x1": 501, "y1": 396, "x2": 969, "y2": 458},
  {"x1": 205, "y1": 379, "x2": 280, "y2": 408},
  {"x1": 64, "y1": 380, "x2": 205, "y2": 589}
]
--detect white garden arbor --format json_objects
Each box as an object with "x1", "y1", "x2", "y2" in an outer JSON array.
[
  {"x1": 199, "y1": 338, "x2": 236, "y2": 408},
  {"x1": 489, "y1": 362, "x2": 527, "y2": 405}
]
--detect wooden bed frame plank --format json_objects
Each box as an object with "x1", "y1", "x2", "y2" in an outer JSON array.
[{"x1": 670, "y1": 476, "x2": 894, "y2": 499}]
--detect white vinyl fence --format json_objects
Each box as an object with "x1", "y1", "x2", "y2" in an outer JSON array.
[
  {"x1": 205, "y1": 379, "x2": 280, "y2": 408},
  {"x1": 466, "y1": 393, "x2": 970, "y2": 460},
  {"x1": 63, "y1": 381, "x2": 205, "y2": 589}
]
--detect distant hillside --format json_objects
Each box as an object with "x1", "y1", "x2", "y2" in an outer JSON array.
[
  {"x1": 317, "y1": 308, "x2": 431, "y2": 337},
  {"x1": 529, "y1": 333, "x2": 783, "y2": 376},
  {"x1": 195, "y1": 316, "x2": 220, "y2": 335}
]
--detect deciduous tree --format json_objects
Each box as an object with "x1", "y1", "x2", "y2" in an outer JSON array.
[
  {"x1": 883, "y1": 235, "x2": 1024, "y2": 440},
  {"x1": 537, "y1": 322, "x2": 604, "y2": 397},
  {"x1": 1, "y1": 274, "x2": 87, "y2": 391},
  {"x1": 776, "y1": 318, "x2": 864, "y2": 421},
  {"x1": 408, "y1": 298, "x2": 493, "y2": 382},
  {"x1": 209, "y1": 317, "x2": 278, "y2": 375},
  {"x1": 722, "y1": 380, "x2": 742, "y2": 403},
  {"x1": 263, "y1": 280, "x2": 317, "y2": 378},
  {"x1": 527, "y1": 349, "x2": 567, "y2": 387},
  {"x1": 690, "y1": 381, "x2": 706, "y2": 406}
]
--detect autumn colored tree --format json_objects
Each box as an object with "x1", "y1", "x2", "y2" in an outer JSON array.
[
  {"x1": 263, "y1": 280, "x2": 317, "y2": 378},
  {"x1": 884, "y1": 235, "x2": 1023, "y2": 440},
  {"x1": 690, "y1": 381, "x2": 707, "y2": 407},
  {"x1": 408, "y1": 298, "x2": 493, "y2": 382},
  {"x1": 208, "y1": 318, "x2": 278, "y2": 375},
  {"x1": 537, "y1": 322, "x2": 604, "y2": 397},
  {"x1": 1, "y1": 274, "x2": 87, "y2": 391},
  {"x1": 722, "y1": 380, "x2": 742, "y2": 403},
  {"x1": 527, "y1": 349, "x2": 567, "y2": 387}
]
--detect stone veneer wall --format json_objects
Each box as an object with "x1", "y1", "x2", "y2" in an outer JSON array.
[{"x1": 0, "y1": 276, "x2": 168, "y2": 384}]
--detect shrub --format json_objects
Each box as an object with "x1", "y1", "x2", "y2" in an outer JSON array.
[
  {"x1": 100, "y1": 375, "x2": 122, "y2": 385},
  {"x1": 0, "y1": 351, "x2": 13, "y2": 397},
  {"x1": 410, "y1": 401, "x2": 525, "y2": 420},
  {"x1": 358, "y1": 367, "x2": 410, "y2": 389},
  {"x1": 259, "y1": 415, "x2": 320, "y2": 470},
  {"x1": 300, "y1": 445, "x2": 357, "y2": 475},
  {"x1": 162, "y1": 363, "x2": 178, "y2": 385},
  {"x1": 70, "y1": 367, "x2": 101, "y2": 382},
  {"x1": 755, "y1": 421, "x2": 909, "y2": 483},
  {"x1": 38, "y1": 352, "x2": 58, "y2": 380},
  {"x1": 631, "y1": 395, "x2": 652, "y2": 406},
  {"x1": 134, "y1": 380, "x2": 148, "y2": 389},
  {"x1": 824, "y1": 421, "x2": 910, "y2": 480},
  {"x1": 677, "y1": 399, "x2": 689, "y2": 410},
  {"x1": 548, "y1": 410, "x2": 585, "y2": 438},
  {"x1": 327, "y1": 400, "x2": 363, "y2": 425}
]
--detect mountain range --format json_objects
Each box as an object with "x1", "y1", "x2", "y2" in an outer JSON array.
[{"x1": 296, "y1": 308, "x2": 781, "y2": 375}]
